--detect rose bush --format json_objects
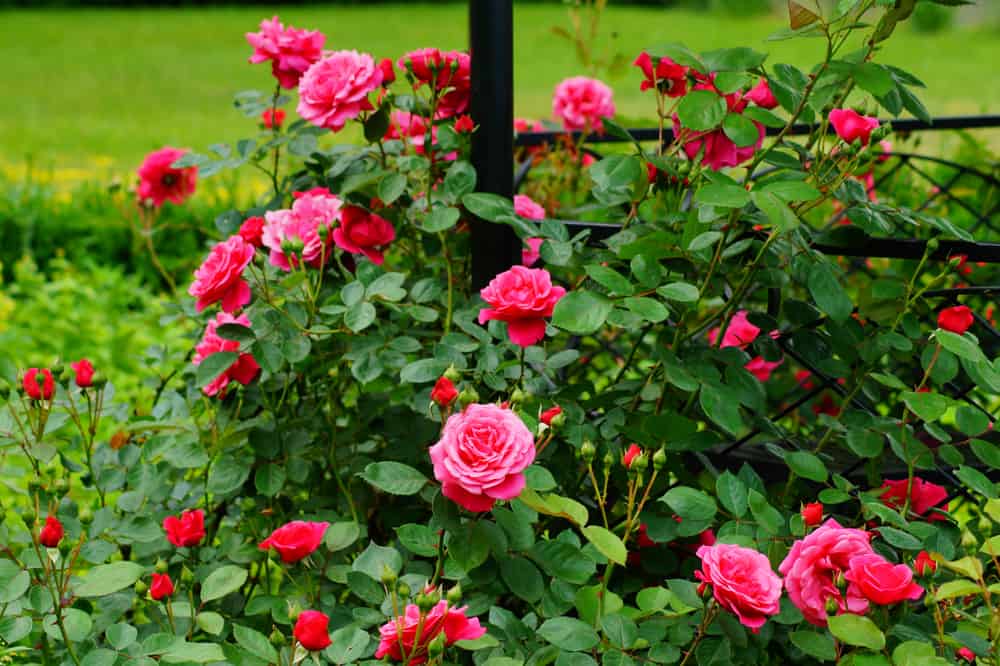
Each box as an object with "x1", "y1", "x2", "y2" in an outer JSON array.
[{"x1": 1, "y1": 1, "x2": 999, "y2": 665}]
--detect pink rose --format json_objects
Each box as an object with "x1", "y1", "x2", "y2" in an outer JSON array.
[
  {"x1": 258, "y1": 521, "x2": 329, "y2": 563},
  {"x1": 745, "y1": 79, "x2": 779, "y2": 110},
  {"x1": 375, "y1": 600, "x2": 485, "y2": 665},
  {"x1": 397, "y1": 48, "x2": 443, "y2": 85},
  {"x1": 708, "y1": 310, "x2": 761, "y2": 349},
  {"x1": 193, "y1": 312, "x2": 261, "y2": 398},
  {"x1": 744, "y1": 356, "x2": 784, "y2": 382},
  {"x1": 779, "y1": 519, "x2": 875, "y2": 626},
  {"x1": 552, "y1": 76, "x2": 616, "y2": 132},
  {"x1": 844, "y1": 553, "x2": 924, "y2": 605},
  {"x1": 429, "y1": 403, "x2": 535, "y2": 512},
  {"x1": 238, "y1": 216, "x2": 266, "y2": 248},
  {"x1": 70, "y1": 359, "x2": 95, "y2": 388},
  {"x1": 137, "y1": 147, "x2": 197, "y2": 207},
  {"x1": 829, "y1": 109, "x2": 880, "y2": 146},
  {"x1": 22, "y1": 368, "x2": 54, "y2": 401},
  {"x1": 261, "y1": 189, "x2": 342, "y2": 271},
  {"x1": 384, "y1": 111, "x2": 456, "y2": 161},
  {"x1": 478, "y1": 266, "x2": 566, "y2": 347},
  {"x1": 163, "y1": 509, "x2": 205, "y2": 548},
  {"x1": 436, "y1": 51, "x2": 471, "y2": 119},
  {"x1": 246, "y1": 16, "x2": 325, "y2": 89},
  {"x1": 297, "y1": 50, "x2": 383, "y2": 132},
  {"x1": 522, "y1": 238, "x2": 544, "y2": 267},
  {"x1": 333, "y1": 205, "x2": 396, "y2": 265},
  {"x1": 634, "y1": 52, "x2": 688, "y2": 97},
  {"x1": 879, "y1": 477, "x2": 949, "y2": 521},
  {"x1": 514, "y1": 195, "x2": 545, "y2": 220},
  {"x1": 674, "y1": 82, "x2": 763, "y2": 170},
  {"x1": 695, "y1": 543, "x2": 783, "y2": 632},
  {"x1": 188, "y1": 236, "x2": 255, "y2": 313}
]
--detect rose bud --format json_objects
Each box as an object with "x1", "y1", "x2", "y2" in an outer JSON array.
[
  {"x1": 430, "y1": 376, "x2": 459, "y2": 408},
  {"x1": 540, "y1": 405, "x2": 562, "y2": 426},
  {"x1": 801, "y1": 502, "x2": 824, "y2": 527},
  {"x1": 23, "y1": 368, "x2": 55, "y2": 401},
  {"x1": 293, "y1": 610, "x2": 332, "y2": 651},
  {"x1": 70, "y1": 359, "x2": 95, "y2": 388},
  {"x1": 39, "y1": 515, "x2": 64, "y2": 548},
  {"x1": 938, "y1": 305, "x2": 974, "y2": 335},
  {"x1": 150, "y1": 573, "x2": 174, "y2": 600},
  {"x1": 914, "y1": 550, "x2": 937, "y2": 577},
  {"x1": 622, "y1": 444, "x2": 643, "y2": 469},
  {"x1": 957, "y1": 647, "x2": 975, "y2": 663}
]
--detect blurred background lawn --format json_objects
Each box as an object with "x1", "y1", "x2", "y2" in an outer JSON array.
[{"x1": 2, "y1": 2, "x2": 1000, "y2": 171}]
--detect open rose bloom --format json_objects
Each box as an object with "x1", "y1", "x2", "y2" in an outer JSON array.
[
  {"x1": 479, "y1": 266, "x2": 566, "y2": 347},
  {"x1": 188, "y1": 236, "x2": 255, "y2": 313},
  {"x1": 696, "y1": 543, "x2": 782, "y2": 632},
  {"x1": 193, "y1": 312, "x2": 261, "y2": 397},
  {"x1": 246, "y1": 16, "x2": 324, "y2": 89},
  {"x1": 375, "y1": 600, "x2": 485, "y2": 664},
  {"x1": 298, "y1": 50, "x2": 383, "y2": 132},
  {"x1": 553, "y1": 76, "x2": 616, "y2": 132},
  {"x1": 137, "y1": 147, "x2": 197, "y2": 207}
]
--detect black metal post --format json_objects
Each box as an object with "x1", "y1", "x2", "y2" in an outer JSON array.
[{"x1": 470, "y1": 0, "x2": 518, "y2": 291}]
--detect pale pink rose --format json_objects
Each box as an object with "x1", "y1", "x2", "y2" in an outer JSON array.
[
  {"x1": 193, "y1": 312, "x2": 261, "y2": 398},
  {"x1": 261, "y1": 189, "x2": 341, "y2": 271},
  {"x1": 779, "y1": 519, "x2": 875, "y2": 626},
  {"x1": 514, "y1": 195, "x2": 545, "y2": 220},
  {"x1": 297, "y1": 50, "x2": 383, "y2": 132},
  {"x1": 479, "y1": 266, "x2": 566, "y2": 347},
  {"x1": 708, "y1": 310, "x2": 761, "y2": 349},
  {"x1": 522, "y1": 238, "x2": 544, "y2": 267},
  {"x1": 844, "y1": 553, "x2": 924, "y2": 606},
  {"x1": 829, "y1": 109, "x2": 880, "y2": 146},
  {"x1": 745, "y1": 79, "x2": 779, "y2": 110},
  {"x1": 552, "y1": 76, "x2": 616, "y2": 132},
  {"x1": 695, "y1": 543, "x2": 783, "y2": 632},
  {"x1": 375, "y1": 600, "x2": 485, "y2": 664},
  {"x1": 137, "y1": 147, "x2": 197, "y2": 207},
  {"x1": 188, "y1": 236, "x2": 255, "y2": 313},
  {"x1": 429, "y1": 403, "x2": 535, "y2": 512},
  {"x1": 246, "y1": 16, "x2": 325, "y2": 89}
]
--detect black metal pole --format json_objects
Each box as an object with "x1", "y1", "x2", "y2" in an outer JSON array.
[{"x1": 470, "y1": 0, "x2": 518, "y2": 291}]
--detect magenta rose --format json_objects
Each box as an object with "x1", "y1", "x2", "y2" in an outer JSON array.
[
  {"x1": 552, "y1": 76, "x2": 616, "y2": 132},
  {"x1": 674, "y1": 82, "x2": 763, "y2": 170},
  {"x1": 258, "y1": 521, "x2": 330, "y2": 563},
  {"x1": 246, "y1": 16, "x2": 325, "y2": 89},
  {"x1": 522, "y1": 237, "x2": 544, "y2": 267},
  {"x1": 695, "y1": 543, "x2": 782, "y2": 632},
  {"x1": 429, "y1": 403, "x2": 535, "y2": 512},
  {"x1": 779, "y1": 518, "x2": 875, "y2": 626},
  {"x1": 137, "y1": 147, "x2": 197, "y2": 207},
  {"x1": 880, "y1": 477, "x2": 949, "y2": 521},
  {"x1": 188, "y1": 236, "x2": 255, "y2": 313},
  {"x1": 708, "y1": 310, "x2": 761, "y2": 349},
  {"x1": 193, "y1": 312, "x2": 261, "y2": 398},
  {"x1": 745, "y1": 79, "x2": 779, "y2": 110},
  {"x1": 435, "y1": 51, "x2": 471, "y2": 119},
  {"x1": 514, "y1": 195, "x2": 545, "y2": 220},
  {"x1": 829, "y1": 108, "x2": 880, "y2": 146},
  {"x1": 844, "y1": 553, "x2": 924, "y2": 606},
  {"x1": 261, "y1": 189, "x2": 341, "y2": 271},
  {"x1": 297, "y1": 50, "x2": 383, "y2": 132},
  {"x1": 479, "y1": 266, "x2": 566, "y2": 347},
  {"x1": 333, "y1": 205, "x2": 396, "y2": 265},
  {"x1": 375, "y1": 600, "x2": 485, "y2": 665}
]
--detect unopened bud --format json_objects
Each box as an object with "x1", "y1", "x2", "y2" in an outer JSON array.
[
  {"x1": 458, "y1": 387, "x2": 479, "y2": 407},
  {"x1": 91, "y1": 373, "x2": 108, "y2": 389},
  {"x1": 443, "y1": 365, "x2": 461, "y2": 382},
  {"x1": 50, "y1": 363, "x2": 64, "y2": 377},
  {"x1": 652, "y1": 448, "x2": 667, "y2": 471},
  {"x1": 289, "y1": 237, "x2": 305, "y2": 253},
  {"x1": 317, "y1": 224, "x2": 329, "y2": 239},
  {"x1": 446, "y1": 584, "x2": 462, "y2": 605},
  {"x1": 509, "y1": 388, "x2": 526, "y2": 405},
  {"x1": 0, "y1": 381, "x2": 9, "y2": 401},
  {"x1": 396, "y1": 582, "x2": 411, "y2": 599},
  {"x1": 961, "y1": 529, "x2": 977, "y2": 549},
  {"x1": 78, "y1": 507, "x2": 93, "y2": 524},
  {"x1": 926, "y1": 237, "x2": 939, "y2": 252},
  {"x1": 288, "y1": 602, "x2": 303, "y2": 622},
  {"x1": 269, "y1": 629, "x2": 286, "y2": 646},
  {"x1": 834, "y1": 572, "x2": 847, "y2": 593},
  {"x1": 427, "y1": 632, "x2": 446, "y2": 658},
  {"x1": 579, "y1": 440, "x2": 596, "y2": 464},
  {"x1": 631, "y1": 454, "x2": 649, "y2": 473},
  {"x1": 134, "y1": 580, "x2": 148, "y2": 595},
  {"x1": 825, "y1": 596, "x2": 839, "y2": 615},
  {"x1": 380, "y1": 565, "x2": 397, "y2": 586},
  {"x1": 180, "y1": 567, "x2": 194, "y2": 585},
  {"x1": 416, "y1": 592, "x2": 436, "y2": 612},
  {"x1": 549, "y1": 412, "x2": 566, "y2": 429},
  {"x1": 155, "y1": 559, "x2": 168, "y2": 574},
  {"x1": 602, "y1": 453, "x2": 614, "y2": 468},
  {"x1": 59, "y1": 368, "x2": 74, "y2": 384}
]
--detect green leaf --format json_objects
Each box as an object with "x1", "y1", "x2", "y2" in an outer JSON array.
[
  {"x1": 688, "y1": 231, "x2": 722, "y2": 252},
  {"x1": 677, "y1": 89, "x2": 728, "y2": 131},
  {"x1": 363, "y1": 105, "x2": 390, "y2": 143},
  {"x1": 106, "y1": 623, "x2": 138, "y2": 649},
  {"x1": 73, "y1": 562, "x2": 145, "y2": 597},
  {"x1": 500, "y1": 556, "x2": 545, "y2": 602},
  {"x1": 828, "y1": 614, "x2": 885, "y2": 651},
  {"x1": 700, "y1": 384, "x2": 744, "y2": 435},
  {"x1": 786, "y1": 451, "x2": 828, "y2": 482},
  {"x1": 760, "y1": 180, "x2": 821, "y2": 202},
  {"x1": 195, "y1": 612, "x2": 223, "y2": 636},
  {"x1": 327, "y1": 625, "x2": 370, "y2": 664},
  {"x1": 254, "y1": 464, "x2": 285, "y2": 497},
  {"x1": 358, "y1": 461, "x2": 428, "y2": 496},
  {"x1": 400, "y1": 358, "x2": 450, "y2": 383},
  {"x1": 530, "y1": 540, "x2": 597, "y2": 584},
  {"x1": 378, "y1": 173, "x2": 407, "y2": 204},
  {"x1": 601, "y1": 613, "x2": 639, "y2": 649},
  {"x1": 702, "y1": 47, "x2": 767, "y2": 72},
  {"x1": 462, "y1": 193, "x2": 515, "y2": 222},
  {"x1": 934, "y1": 579, "x2": 980, "y2": 600},
  {"x1": 200, "y1": 566, "x2": 248, "y2": 603},
  {"x1": 395, "y1": 524, "x2": 439, "y2": 557},
  {"x1": 623, "y1": 297, "x2": 669, "y2": 323},
  {"x1": 344, "y1": 302, "x2": 376, "y2": 332},
  {"x1": 807, "y1": 263, "x2": 853, "y2": 322},
  {"x1": 956, "y1": 406, "x2": 991, "y2": 436},
  {"x1": 936, "y1": 330, "x2": 985, "y2": 362},
  {"x1": 846, "y1": 429, "x2": 884, "y2": 457},
  {"x1": 448, "y1": 524, "x2": 491, "y2": 571},
  {"x1": 955, "y1": 465, "x2": 997, "y2": 498},
  {"x1": 901, "y1": 390, "x2": 949, "y2": 422},
  {"x1": 234, "y1": 625, "x2": 278, "y2": 664},
  {"x1": 971, "y1": 439, "x2": 1000, "y2": 469},
  {"x1": 878, "y1": 526, "x2": 922, "y2": 550},
  {"x1": 161, "y1": 641, "x2": 226, "y2": 663},
  {"x1": 195, "y1": 351, "x2": 237, "y2": 389},
  {"x1": 552, "y1": 290, "x2": 613, "y2": 335},
  {"x1": 585, "y1": 264, "x2": 634, "y2": 296},
  {"x1": 325, "y1": 522, "x2": 360, "y2": 551},
  {"x1": 722, "y1": 113, "x2": 761, "y2": 148},
  {"x1": 352, "y1": 542, "x2": 402, "y2": 581},
  {"x1": 748, "y1": 489, "x2": 784, "y2": 534},
  {"x1": 695, "y1": 182, "x2": 751, "y2": 208},
  {"x1": 854, "y1": 62, "x2": 895, "y2": 96},
  {"x1": 658, "y1": 282, "x2": 699, "y2": 302},
  {"x1": 752, "y1": 190, "x2": 800, "y2": 231},
  {"x1": 790, "y1": 631, "x2": 836, "y2": 661},
  {"x1": 716, "y1": 471, "x2": 748, "y2": 518},
  {"x1": 422, "y1": 206, "x2": 461, "y2": 233},
  {"x1": 215, "y1": 323, "x2": 255, "y2": 345},
  {"x1": 538, "y1": 617, "x2": 600, "y2": 651},
  {"x1": 660, "y1": 487, "x2": 717, "y2": 522},
  {"x1": 582, "y1": 526, "x2": 627, "y2": 565}
]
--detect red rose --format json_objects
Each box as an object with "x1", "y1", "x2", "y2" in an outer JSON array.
[
  {"x1": 193, "y1": 312, "x2": 261, "y2": 398},
  {"x1": 332, "y1": 205, "x2": 396, "y2": 266},
  {"x1": 957, "y1": 647, "x2": 975, "y2": 663},
  {"x1": 829, "y1": 109, "x2": 880, "y2": 146},
  {"x1": 430, "y1": 377, "x2": 458, "y2": 408},
  {"x1": 150, "y1": 573, "x2": 174, "y2": 600},
  {"x1": 261, "y1": 108, "x2": 286, "y2": 129},
  {"x1": 398, "y1": 48, "x2": 443, "y2": 85},
  {"x1": 914, "y1": 550, "x2": 937, "y2": 576},
  {"x1": 745, "y1": 79, "x2": 779, "y2": 110},
  {"x1": 378, "y1": 57, "x2": 395, "y2": 86},
  {"x1": 633, "y1": 51, "x2": 688, "y2": 97},
  {"x1": 39, "y1": 516, "x2": 63, "y2": 548},
  {"x1": 375, "y1": 600, "x2": 485, "y2": 664},
  {"x1": 163, "y1": 509, "x2": 205, "y2": 548},
  {"x1": 23, "y1": 368, "x2": 55, "y2": 400},
  {"x1": 540, "y1": 405, "x2": 562, "y2": 426},
  {"x1": 880, "y1": 477, "x2": 949, "y2": 521},
  {"x1": 622, "y1": 444, "x2": 642, "y2": 469},
  {"x1": 801, "y1": 502, "x2": 823, "y2": 526},
  {"x1": 938, "y1": 305, "x2": 974, "y2": 334},
  {"x1": 294, "y1": 610, "x2": 331, "y2": 651},
  {"x1": 259, "y1": 521, "x2": 329, "y2": 563},
  {"x1": 844, "y1": 553, "x2": 923, "y2": 605},
  {"x1": 188, "y1": 236, "x2": 256, "y2": 313},
  {"x1": 478, "y1": 266, "x2": 566, "y2": 348},
  {"x1": 435, "y1": 51, "x2": 471, "y2": 119},
  {"x1": 454, "y1": 115, "x2": 475, "y2": 134},
  {"x1": 137, "y1": 147, "x2": 197, "y2": 207},
  {"x1": 70, "y1": 359, "x2": 94, "y2": 388},
  {"x1": 238, "y1": 216, "x2": 266, "y2": 248}
]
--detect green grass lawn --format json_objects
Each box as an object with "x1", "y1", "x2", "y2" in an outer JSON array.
[{"x1": 1, "y1": 3, "x2": 999, "y2": 172}]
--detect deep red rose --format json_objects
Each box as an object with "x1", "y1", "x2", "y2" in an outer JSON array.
[
  {"x1": 378, "y1": 57, "x2": 396, "y2": 86},
  {"x1": 844, "y1": 553, "x2": 923, "y2": 605},
  {"x1": 23, "y1": 368, "x2": 54, "y2": 401},
  {"x1": 137, "y1": 147, "x2": 197, "y2": 207},
  {"x1": 332, "y1": 205, "x2": 396, "y2": 266},
  {"x1": 880, "y1": 477, "x2": 949, "y2": 521},
  {"x1": 150, "y1": 573, "x2": 174, "y2": 600},
  {"x1": 622, "y1": 444, "x2": 642, "y2": 469},
  {"x1": 294, "y1": 610, "x2": 331, "y2": 651},
  {"x1": 70, "y1": 359, "x2": 94, "y2": 388},
  {"x1": 259, "y1": 521, "x2": 329, "y2": 563},
  {"x1": 39, "y1": 516, "x2": 63, "y2": 548},
  {"x1": 745, "y1": 79, "x2": 779, "y2": 110},
  {"x1": 957, "y1": 647, "x2": 975, "y2": 662},
  {"x1": 454, "y1": 115, "x2": 475, "y2": 133},
  {"x1": 540, "y1": 405, "x2": 562, "y2": 426},
  {"x1": 633, "y1": 51, "x2": 688, "y2": 97},
  {"x1": 914, "y1": 550, "x2": 937, "y2": 576},
  {"x1": 430, "y1": 376, "x2": 458, "y2": 407},
  {"x1": 801, "y1": 502, "x2": 823, "y2": 526},
  {"x1": 238, "y1": 216, "x2": 266, "y2": 248},
  {"x1": 163, "y1": 509, "x2": 205, "y2": 548},
  {"x1": 938, "y1": 305, "x2": 974, "y2": 334},
  {"x1": 261, "y1": 108, "x2": 286, "y2": 129}
]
